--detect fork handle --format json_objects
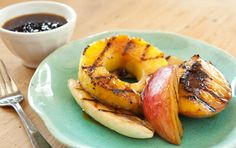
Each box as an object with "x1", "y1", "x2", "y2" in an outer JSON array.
[{"x1": 12, "y1": 103, "x2": 52, "y2": 148}]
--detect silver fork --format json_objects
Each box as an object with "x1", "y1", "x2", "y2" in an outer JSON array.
[{"x1": 0, "y1": 60, "x2": 51, "y2": 148}]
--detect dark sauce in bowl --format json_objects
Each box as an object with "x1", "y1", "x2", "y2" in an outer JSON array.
[{"x1": 2, "y1": 13, "x2": 67, "y2": 33}]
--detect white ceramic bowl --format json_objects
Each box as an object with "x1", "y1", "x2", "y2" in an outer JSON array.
[{"x1": 0, "y1": 1, "x2": 77, "y2": 68}]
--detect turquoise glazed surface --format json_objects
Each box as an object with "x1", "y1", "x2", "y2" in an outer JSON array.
[{"x1": 28, "y1": 31, "x2": 236, "y2": 148}]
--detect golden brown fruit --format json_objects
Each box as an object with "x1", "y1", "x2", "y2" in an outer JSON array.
[
  {"x1": 166, "y1": 55, "x2": 185, "y2": 79},
  {"x1": 166, "y1": 55, "x2": 184, "y2": 66},
  {"x1": 143, "y1": 66, "x2": 183, "y2": 145},
  {"x1": 79, "y1": 35, "x2": 167, "y2": 114},
  {"x1": 178, "y1": 55, "x2": 232, "y2": 118},
  {"x1": 68, "y1": 79, "x2": 154, "y2": 138}
]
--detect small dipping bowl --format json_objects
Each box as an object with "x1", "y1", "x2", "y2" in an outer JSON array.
[{"x1": 0, "y1": 1, "x2": 77, "y2": 68}]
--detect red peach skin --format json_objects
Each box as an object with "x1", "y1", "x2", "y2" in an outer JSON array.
[{"x1": 143, "y1": 66, "x2": 183, "y2": 145}]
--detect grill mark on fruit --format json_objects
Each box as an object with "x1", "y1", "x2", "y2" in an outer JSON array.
[
  {"x1": 95, "y1": 78, "x2": 135, "y2": 95},
  {"x1": 83, "y1": 37, "x2": 115, "y2": 76},
  {"x1": 111, "y1": 88, "x2": 134, "y2": 94},
  {"x1": 82, "y1": 66, "x2": 97, "y2": 76},
  {"x1": 204, "y1": 87, "x2": 229, "y2": 103},
  {"x1": 93, "y1": 75, "x2": 115, "y2": 86},
  {"x1": 94, "y1": 75, "x2": 115, "y2": 80},
  {"x1": 81, "y1": 65, "x2": 103, "y2": 76},
  {"x1": 81, "y1": 65, "x2": 103, "y2": 69},
  {"x1": 86, "y1": 39, "x2": 114, "y2": 69},
  {"x1": 165, "y1": 55, "x2": 171, "y2": 60},
  {"x1": 82, "y1": 98, "x2": 99, "y2": 107},
  {"x1": 122, "y1": 39, "x2": 135, "y2": 55},
  {"x1": 82, "y1": 98, "x2": 98, "y2": 102},
  {"x1": 140, "y1": 44, "x2": 150, "y2": 60},
  {"x1": 190, "y1": 95, "x2": 216, "y2": 112},
  {"x1": 94, "y1": 75, "x2": 135, "y2": 95},
  {"x1": 180, "y1": 60, "x2": 217, "y2": 112},
  {"x1": 93, "y1": 41, "x2": 112, "y2": 67},
  {"x1": 180, "y1": 61, "x2": 209, "y2": 92},
  {"x1": 98, "y1": 109, "x2": 153, "y2": 130},
  {"x1": 98, "y1": 109, "x2": 136, "y2": 116},
  {"x1": 140, "y1": 44, "x2": 163, "y2": 61},
  {"x1": 82, "y1": 98, "x2": 100, "y2": 107},
  {"x1": 142, "y1": 56, "x2": 163, "y2": 61},
  {"x1": 74, "y1": 87, "x2": 83, "y2": 90},
  {"x1": 82, "y1": 45, "x2": 90, "y2": 55}
]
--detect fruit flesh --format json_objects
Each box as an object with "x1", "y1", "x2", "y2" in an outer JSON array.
[
  {"x1": 178, "y1": 55, "x2": 232, "y2": 118},
  {"x1": 68, "y1": 79, "x2": 154, "y2": 139},
  {"x1": 79, "y1": 35, "x2": 167, "y2": 114},
  {"x1": 166, "y1": 55, "x2": 232, "y2": 118},
  {"x1": 143, "y1": 66, "x2": 183, "y2": 145}
]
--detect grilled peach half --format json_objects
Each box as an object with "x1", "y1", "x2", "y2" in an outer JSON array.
[
  {"x1": 178, "y1": 55, "x2": 232, "y2": 118},
  {"x1": 166, "y1": 55, "x2": 232, "y2": 118}
]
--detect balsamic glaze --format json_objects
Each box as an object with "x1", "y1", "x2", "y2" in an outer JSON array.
[
  {"x1": 180, "y1": 58, "x2": 217, "y2": 112},
  {"x1": 3, "y1": 13, "x2": 67, "y2": 33},
  {"x1": 180, "y1": 61, "x2": 209, "y2": 92}
]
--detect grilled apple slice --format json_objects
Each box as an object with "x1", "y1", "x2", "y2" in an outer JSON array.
[
  {"x1": 143, "y1": 66, "x2": 183, "y2": 145},
  {"x1": 68, "y1": 79, "x2": 154, "y2": 139},
  {"x1": 178, "y1": 55, "x2": 232, "y2": 118},
  {"x1": 79, "y1": 35, "x2": 167, "y2": 114}
]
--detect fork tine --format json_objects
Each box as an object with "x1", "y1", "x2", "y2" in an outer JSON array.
[
  {"x1": 0, "y1": 60, "x2": 17, "y2": 96},
  {"x1": 0, "y1": 75, "x2": 6, "y2": 97},
  {"x1": 0, "y1": 65, "x2": 7, "y2": 97}
]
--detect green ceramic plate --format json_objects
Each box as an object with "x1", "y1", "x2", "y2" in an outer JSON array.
[{"x1": 28, "y1": 31, "x2": 236, "y2": 148}]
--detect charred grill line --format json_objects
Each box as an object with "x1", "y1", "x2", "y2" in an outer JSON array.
[
  {"x1": 82, "y1": 45, "x2": 90, "y2": 55},
  {"x1": 204, "y1": 87, "x2": 229, "y2": 103},
  {"x1": 111, "y1": 88, "x2": 134, "y2": 94},
  {"x1": 98, "y1": 108, "x2": 153, "y2": 130},
  {"x1": 95, "y1": 78, "x2": 135, "y2": 95},
  {"x1": 94, "y1": 75, "x2": 115, "y2": 80},
  {"x1": 122, "y1": 40, "x2": 135, "y2": 55},
  {"x1": 92, "y1": 41, "x2": 112, "y2": 67},
  {"x1": 82, "y1": 98, "x2": 100, "y2": 103},
  {"x1": 181, "y1": 61, "x2": 217, "y2": 112},
  {"x1": 140, "y1": 44, "x2": 150, "y2": 60},
  {"x1": 96, "y1": 77, "x2": 113, "y2": 87},
  {"x1": 81, "y1": 65, "x2": 103, "y2": 75},
  {"x1": 190, "y1": 95, "x2": 216, "y2": 112},
  {"x1": 92, "y1": 37, "x2": 115, "y2": 68},
  {"x1": 81, "y1": 65, "x2": 102, "y2": 69},
  {"x1": 81, "y1": 66, "x2": 96, "y2": 76},
  {"x1": 140, "y1": 44, "x2": 163, "y2": 61},
  {"x1": 165, "y1": 55, "x2": 171, "y2": 60},
  {"x1": 180, "y1": 61, "x2": 209, "y2": 92},
  {"x1": 82, "y1": 37, "x2": 115, "y2": 76},
  {"x1": 98, "y1": 109, "x2": 136, "y2": 116},
  {"x1": 82, "y1": 37, "x2": 139, "y2": 99},
  {"x1": 74, "y1": 87, "x2": 83, "y2": 90},
  {"x1": 141, "y1": 56, "x2": 163, "y2": 61}
]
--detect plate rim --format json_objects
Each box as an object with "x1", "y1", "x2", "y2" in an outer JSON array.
[{"x1": 27, "y1": 30, "x2": 236, "y2": 147}]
